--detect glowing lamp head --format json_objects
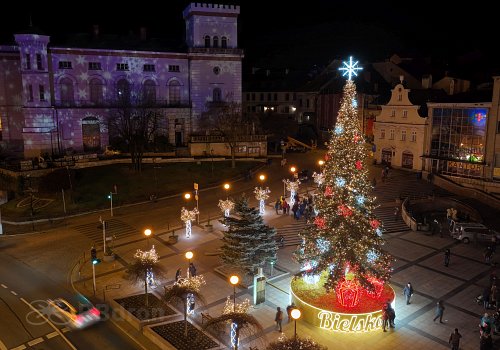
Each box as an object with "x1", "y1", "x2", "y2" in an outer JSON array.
[
  {"x1": 184, "y1": 193, "x2": 191, "y2": 200},
  {"x1": 144, "y1": 229, "x2": 152, "y2": 237},
  {"x1": 291, "y1": 308, "x2": 301, "y2": 320},
  {"x1": 290, "y1": 166, "x2": 296, "y2": 173},
  {"x1": 318, "y1": 160, "x2": 324, "y2": 166},
  {"x1": 223, "y1": 183, "x2": 230, "y2": 190},
  {"x1": 185, "y1": 251, "x2": 193, "y2": 260},
  {"x1": 259, "y1": 174, "x2": 266, "y2": 181},
  {"x1": 230, "y1": 275, "x2": 239, "y2": 285}
]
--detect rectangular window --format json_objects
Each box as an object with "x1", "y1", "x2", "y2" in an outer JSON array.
[
  {"x1": 380, "y1": 129, "x2": 385, "y2": 139},
  {"x1": 28, "y1": 85, "x2": 33, "y2": 101},
  {"x1": 398, "y1": 94, "x2": 402, "y2": 101},
  {"x1": 236, "y1": 146, "x2": 247, "y2": 153},
  {"x1": 285, "y1": 93, "x2": 289, "y2": 101},
  {"x1": 284, "y1": 106, "x2": 290, "y2": 113},
  {"x1": 260, "y1": 93, "x2": 264, "y2": 101},
  {"x1": 58, "y1": 61, "x2": 72, "y2": 69},
  {"x1": 36, "y1": 53, "x2": 43, "y2": 70},
  {"x1": 26, "y1": 54, "x2": 31, "y2": 70},
  {"x1": 299, "y1": 99, "x2": 303, "y2": 107},
  {"x1": 389, "y1": 129, "x2": 394, "y2": 140},
  {"x1": 39, "y1": 85, "x2": 45, "y2": 101},
  {"x1": 251, "y1": 93, "x2": 255, "y2": 101},
  {"x1": 391, "y1": 110, "x2": 395, "y2": 117},
  {"x1": 88, "y1": 62, "x2": 101, "y2": 70},
  {"x1": 293, "y1": 93, "x2": 297, "y2": 100},
  {"x1": 168, "y1": 65, "x2": 180, "y2": 72},
  {"x1": 246, "y1": 93, "x2": 250, "y2": 101},
  {"x1": 143, "y1": 64, "x2": 155, "y2": 72},
  {"x1": 403, "y1": 110, "x2": 408, "y2": 118},
  {"x1": 117, "y1": 63, "x2": 129, "y2": 71},
  {"x1": 306, "y1": 99, "x2": 310, "y2": 108},
  {"x1": 267, "y1": 93, "x2": 271, "y2": 101},
  {"x1": 401, "y1": 130, "x2": 406, "y2": 141},
  {"x1": 248, "y1": 147, "x2": 260, "y2": 154},
  {"x1": 411, "y1": 131, "x2": 417, "y2": 142},
  {"x1": 274, "y1": 93, "x2": 278, "y2": 101}
]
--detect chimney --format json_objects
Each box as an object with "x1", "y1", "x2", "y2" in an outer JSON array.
[
  {"x1": 140, "y1": 27, "x2": 147, "y2": 41},
  {"x1": 93, "y1": 24, "x2": 99, "y2": 38}
]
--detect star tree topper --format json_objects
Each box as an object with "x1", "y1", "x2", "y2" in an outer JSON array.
[{"x1": 339, "y1": 56, "x2": 363, "y2": 81}]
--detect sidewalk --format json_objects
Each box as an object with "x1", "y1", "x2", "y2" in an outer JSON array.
[{"x1": 72, "y1": 167, "x2": 500, "y2": 350}]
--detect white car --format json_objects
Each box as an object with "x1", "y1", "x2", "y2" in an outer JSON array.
[{"x1": 47, "y1": 295, "x2": 100, "y2": 329}]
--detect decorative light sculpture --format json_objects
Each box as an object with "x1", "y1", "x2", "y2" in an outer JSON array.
[
  {"x1": 312, "y1": 171, "x2": 324, "y2": 186},
  {"x1": 254, "y1": 186, "x2": 270, "y2": 216},
  {"x1": 181, "y1": 207, "x2": 199, "y2": 238},
  {"x1": 218, "y1": 199, "x2": 235, "y2": 217},
  {"x1": 285, "y1": 179, "x2": 301, "y2": 207}
]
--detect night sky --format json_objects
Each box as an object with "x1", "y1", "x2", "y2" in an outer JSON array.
[{"x1": 0, "y1": 1, "x2": 496, "y2": 76}]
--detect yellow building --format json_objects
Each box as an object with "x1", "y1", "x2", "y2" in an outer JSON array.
[{"x1": 373, "y1": 76, "x2": 426, "y2": 170}]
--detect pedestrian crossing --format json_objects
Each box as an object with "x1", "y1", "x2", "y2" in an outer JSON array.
[{"x1": 73, "y1": 219, "x2": 138, "y2": 244}]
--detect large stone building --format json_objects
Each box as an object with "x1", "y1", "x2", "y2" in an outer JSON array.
[{"x1": 0, "y1": 3, "x2": 243, "y2": 158}]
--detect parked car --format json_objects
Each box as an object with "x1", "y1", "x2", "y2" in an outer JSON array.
[
  {"x1": 455, "y1": 225, "x2": 500, "y2": 244},
  {"x1": 47, "y1": 294, "x2": 101, "y2": 329}
]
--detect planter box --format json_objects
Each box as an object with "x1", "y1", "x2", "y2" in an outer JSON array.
[{"x1": 103, "y1": 254, "x2": 116, "y2": 262}]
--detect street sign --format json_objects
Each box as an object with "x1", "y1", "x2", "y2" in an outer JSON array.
[{"x1": 194, "y1": 183, "x2": 199, "y2": 190}]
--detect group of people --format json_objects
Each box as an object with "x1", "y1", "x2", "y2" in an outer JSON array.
[
  {"x1": 274, "y1": 303, "x2": 297, "y2": 332},
  {"x1": 274, "y1": 195, "x2": 315, "y2": 221},
  {"x1": 381, "y1": 301, "x2": 396, "y2": 332},
  {"x1": 175, "y1": 262, "x2": 197, "y2": 282}
]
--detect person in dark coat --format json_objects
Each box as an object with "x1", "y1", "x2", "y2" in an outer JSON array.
[
  {"x1": 188, "y1": 263, "x2": 197, "y2": 277},
  {"x1": 175, "y1": 268, "x2": 182, "y2": 282},
  {"x1": 433, "y1": 300, "x2": 445, "y2": 323},
  {"x1": 444, "y1": 249, "x2": 451, "y2": 267},
  {"x1": 403, "y1": 282, "x2": 414, "y2": 305}
]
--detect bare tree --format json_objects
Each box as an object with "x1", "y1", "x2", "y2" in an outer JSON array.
[
  {"x1": 108, "y1": 85, "x2": 161, "y2": 172},
  {"x1": 200, "y1": 101, "x2": 256, "y2": 168}
]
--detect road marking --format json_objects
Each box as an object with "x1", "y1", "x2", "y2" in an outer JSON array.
[
  {"x1": 27, "y1": 338, "x2": 43, "y2": 347},
  {"x1": 10, "y1": 291, "x2": 17, "y2": 296},
  {"x1": 46, "y1": 331, "x2": 59, "y2": 339},
  {"x1": 1, "y1": 284, "x2": 7, "y2": 289},
  {"x1": 19, "y1": 298, "x2": 77, "y2": 350},
  {"x1": 10, "y1": 346, "x2": 26, "y2": 350}
]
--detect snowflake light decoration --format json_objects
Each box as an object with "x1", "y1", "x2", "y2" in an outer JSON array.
[
  {"x1": 284, "y1": 179, "x2": 301, "y2": 207},
  {"x1": 218, "y1": 199, "x2": 235, "y2": 217},
  {"x1": 222, "y1": 295, "x2": 251, "y2": 316},
  {"x1": 339, "y1": 56, "x2": 363, "y2": 81},
  {"x1": 134, "y1": 245, "x2": 159, "y2": 264},
  {"x1": 176, "y1": 274, "x2": 206, "y2": 291},
  {"x1": 312, "y1": 171, "x2": 324, "y2": 185}
]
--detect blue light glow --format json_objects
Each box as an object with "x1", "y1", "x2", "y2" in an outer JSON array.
[
  {"x1": 339, "y1": 56, "x2": 363, "y2": 81},
  {"x1": 356, "y1": 195, "x2": 365, "y2": 205},
  {"x1": 317, "y1": 238, "x2": 331, "y2": 253},
  {"x1": 335, "y1": 125, "x2": 344, "y2": 134},
  {"x1": 376, "y1": 228, "x2": 382, "y2": 237},
  {"x1": 366, "y1": 250, "x2": 378, "y2": 263},
  {"x1": 335, "y1": 177, "x2": 346, "y2": 187}
]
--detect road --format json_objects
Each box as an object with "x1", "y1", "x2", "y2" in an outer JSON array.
[
  {"x1": 0, "y1": 151, "x2": 324, "y2": 349},
  {"x1": 0, "y1": 253, "x2": 140, "y2": 350}
]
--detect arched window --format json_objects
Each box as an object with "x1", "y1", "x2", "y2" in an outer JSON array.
[
  {"x1": 221, "y1": 36, "x2": 227, "y2": 48},
  {"x1": 213, "y1": 36, "x2": 219, "y2": 48},
  {"x1": 89, "y1": 78, "x2": 103, "y2": 105},
  {"x1": 60, "y1": 77, "x2": 74, "y2": 104},
  {"x1": 143, "y1": 79, "x2": 156, "y2": 104},
  {"x1": 204, "y1": 35, "x2": 211, "y2": 48},
  {"x1": 213, "y1": 88, "x2": 222, "y2": 102},
  {"x1": 169, "y1": 80, "x2": 181, "y2": 105},
  {"x1": 117, "y1": 79, "x2": 130, "y2": 102}
]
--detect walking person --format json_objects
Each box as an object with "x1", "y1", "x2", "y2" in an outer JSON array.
[
  {"x1": 448, "y1": 328, "x2": 462, "y2": 350},
  {"x1": 381, "y1": 304, "x2": 389, "y2": 332},
  {"x1": 444, "y1": 249, "x2": 451, "y2": 267},
  {"x1": 175, "y1": 268, "x2": 182, "y2": 282},
  {"x1": 433, "y1": 300, "x2": 445, "y2": 323},
  {"x1": 403, "y1": 282, "x2": 414, "y2": 305},
  {"x1": 387, "y1": 301, "x2": 396, "y2": 328},
  {"x1": 275, "y1": 307, "x2": 283, "y2": 332},
  {"x1": 188, "y1": 262, "x2": 197, "y2": 277}
]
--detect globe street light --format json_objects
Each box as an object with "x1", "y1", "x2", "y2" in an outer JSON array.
[
  {"x1": 144, "y1": 228, "x2": 152, "y2": 249},
  {"x1": 185, "y1": 251, "x2": 193, "y2": 277},
  {"x1": 223, "y1": 183, "x2": 231, "y2": 199},
  {"x1": 291, "y1": 308, "x2": 301, "y2": 341},
  {"x1": 229, "y1": 275, "x2": 239, "y2": 312},
  {"x1": 184, "y1": 193, "x2": 191, "y2": 200}
]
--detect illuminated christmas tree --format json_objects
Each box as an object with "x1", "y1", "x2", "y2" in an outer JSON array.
[{"x1": 295, "y1": 58, "x2": 392, "y2": 304}]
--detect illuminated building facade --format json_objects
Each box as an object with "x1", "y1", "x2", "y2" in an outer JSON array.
[{"x1": 0, "y1": 3, "x2": 242, "y2": 158}]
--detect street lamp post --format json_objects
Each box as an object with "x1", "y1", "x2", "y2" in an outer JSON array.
[
  {"x1": 144, "y1": 228, "x2": 152, "y2": 249},
  {"x1": 185, "y1": 251, "x2": 193, "y2": 278},
  {"x1": 291, "y1": 308, "x2": 301, "y2": 341},
  {"x1": 223, "y1": 183, "x2": 230, "y2": 199},
  {"x1": 229, "y1": 275, "x2": 239, "y2": 312},
  {"x1": 193, "y1": 183, "x2": 199, "y2": 224},
  {"x1": 318, "y1": 159, "x2": 325, "y2": 171}
]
